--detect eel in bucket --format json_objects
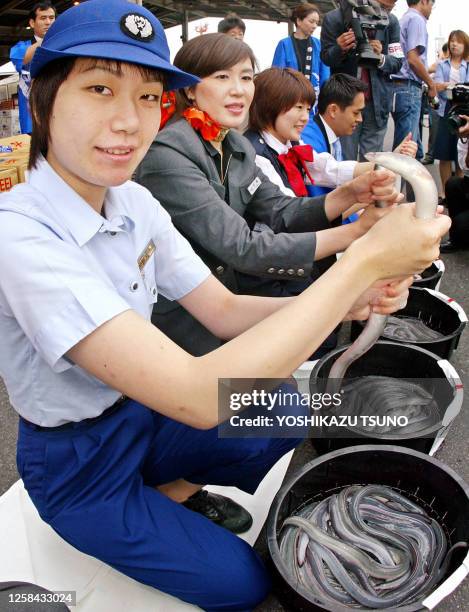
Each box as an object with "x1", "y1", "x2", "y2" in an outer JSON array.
[
  {"x1": 279, "y1": 484, "x2": 467, "y2": 609},
  {"x1": 279, "y1": 158, "x2": 466, "y2": 607}
]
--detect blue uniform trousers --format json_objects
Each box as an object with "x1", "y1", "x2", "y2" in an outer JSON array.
[{"x1": 16, "y1": 392, "x2": 303, "y2": 611}]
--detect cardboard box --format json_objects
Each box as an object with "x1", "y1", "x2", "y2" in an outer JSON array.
[
  {"x1": 0, "y1": 156, "x2": 25, "y2": 169},
  {"x1": 17, "y1": 163, "x2": 28, "y2": 183},
  {"x1": 0, "y1": 148, "x2": 29, "y2": 160},
  {"x1": 0, "y1": 154, "x2": 29, "y2": 184},
  {"x1": 0, "y1": 133, "x2": 30, "y2": 155},
  {"x1": 0, "y1": 168, "x2": 18, "y2": 192}
]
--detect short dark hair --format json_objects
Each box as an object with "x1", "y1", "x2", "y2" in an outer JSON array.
[
  {"x1": 28, "y1": 58, "x2": 165, "y2": 169},
  {"x1": 406, "y1": 0, "x2": 420, "y2": 6},
  {"x1": 217, "y1": 13, "x2": 246, "y2": 34},
  {"x1": 249, "y1": 68, "x2": 315, "y2": 132},
  {"x1": 442, "y1": 42, "x2": 448, "y2": 53},
  {"x1": 317, "y1": 73, "x2": 367, "y2": 115},
  {"x1": 173, "y1": 33, "x2": 257, "y2": 111},
  {"x1": 29, "y1": 2, "x2": 56, "y2": 21},
  {"x1": 290, "y1": 3, "x2": 320, "y2": 24}
]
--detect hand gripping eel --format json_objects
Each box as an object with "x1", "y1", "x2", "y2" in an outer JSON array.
[{"x1": 328, "y1": 152, "x2": 439, "y2": 385}]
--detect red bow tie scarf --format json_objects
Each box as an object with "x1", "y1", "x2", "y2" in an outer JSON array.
[
  {"x1": 160, "y1": 92, "x2": 176, "y2": 130},
  {"x1": 278, "y1": 145, "x2": 315, "y2": 196}
]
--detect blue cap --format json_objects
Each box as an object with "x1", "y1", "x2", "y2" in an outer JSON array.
[{"x1": 30, "y1": 0, "x2": 199, "y2": 90}]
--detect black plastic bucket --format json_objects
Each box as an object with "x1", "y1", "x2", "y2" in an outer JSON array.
[
  {"x1": 412, "y1": 260, "x2": 445, "y2": 290},
  {"x1": 309, "y1": 341, "x2": 463, "y2": 455},
  {"x1": 267, "y1": 445, "x2": 469, "y2": 612},
  {"x1": 350, "y1": 287, "x2": 467, "y2": 360}
]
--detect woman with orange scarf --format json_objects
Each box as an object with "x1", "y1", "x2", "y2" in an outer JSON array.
[{"x1": 136, "y1": 33, "x2": 402, "y2": 357}]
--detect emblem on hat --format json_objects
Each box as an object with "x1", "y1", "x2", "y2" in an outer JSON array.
[{"x1": 120, "y1": 13, "x2": 154, "y2": 41}]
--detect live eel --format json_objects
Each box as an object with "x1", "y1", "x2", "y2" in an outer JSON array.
[
  {"x1": 328, "y1": 153, "x2": 439, "y2": 387},
  {"x1": 279, "y1": 484, "x2": 463, "y2": 609}
]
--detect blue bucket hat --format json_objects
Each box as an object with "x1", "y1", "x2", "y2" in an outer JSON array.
[{"x1": 30, "y1": 0, "x2": 199, "y2": 90}]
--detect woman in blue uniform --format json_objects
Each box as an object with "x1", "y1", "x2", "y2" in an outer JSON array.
[
  {"x1": 272, "y1": 3, "x2": 330, "y2": 110},
  {"x1": 0, "y1": 1, "x2": 449, "y2": 610}
]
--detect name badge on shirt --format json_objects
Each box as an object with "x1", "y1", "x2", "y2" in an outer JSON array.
[
  {"x1": 248, "y1": 177, "x2": 261, "y2": 195},
  {"x1": 138, "y1": 239, "x2": 156, "y2": 271}
]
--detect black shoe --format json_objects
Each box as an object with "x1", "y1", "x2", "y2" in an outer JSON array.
[
  {"x1": 440, "y1": 239, "x2": 460, "y2": 253},
  {"x1": 182, "y1": 490, "x2": 253, "y2": 534},
  {"x1": 422, "y1": 156, "x2": 434, "y2": 165}
]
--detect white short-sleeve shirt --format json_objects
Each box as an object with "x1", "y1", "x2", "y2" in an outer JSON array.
[{"x1": 0, "y1": 158, "x2": 210, "y2": 426}]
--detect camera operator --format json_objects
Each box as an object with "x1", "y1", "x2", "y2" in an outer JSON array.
[
  {"x1": 320, "y1": 0, "x2": 403, "y2": 161},
  {"x1": 440, "y1": 114, "x2": 469, "y2": 253}
]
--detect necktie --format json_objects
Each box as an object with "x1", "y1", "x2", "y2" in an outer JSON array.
[
  {"x1": 332, "y1": 139, "x2": 343, "y2": 162},
  {"x1": 278, "y1": 145, "x2": 315, "y2": 196},
  {"x1": 361, "y1": 68, "x2": 372, "y2": 101}
]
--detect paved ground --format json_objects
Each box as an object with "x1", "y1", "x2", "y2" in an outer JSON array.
[{"x1": 0, "y1": 153, "x2": 468, "y2": 611}]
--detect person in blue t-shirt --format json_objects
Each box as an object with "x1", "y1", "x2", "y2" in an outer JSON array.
[
  {"x1": 302, "y1": 73, "x2": 417, "y2": 197},
  {"x1": 9, "y1": 2, "x2": 56, "y2": 134},
  {"x1": 391, "y1": 0, "x2": 437, "y2": 159},
  {"x1": 272, "y1": 3, "x2": 329, "y2": 118}
]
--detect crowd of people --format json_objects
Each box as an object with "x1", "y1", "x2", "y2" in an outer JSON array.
[
  {"x1": 12, "y1": 2, "x2": 465, "y2": 251},
  {"x1": 0, "y1": 0, "x2": 466, "y2": 610}
]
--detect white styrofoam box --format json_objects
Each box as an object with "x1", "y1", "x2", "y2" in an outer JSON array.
[
  {"x1": 1, "y1": 117, "x2": 20, "y2": 127},
  {"x1": 7, "y1": 82, "x2": 18, "y2": 97},
  {"x1": 0, "y1": 127, "x2": 21, "y2": 137},
  {"x1": 0, "y1": 450, "x2": 294, "y2": 611},
  {"x1": 0, "y1": 109, "x2": 19, "y2": 118}
]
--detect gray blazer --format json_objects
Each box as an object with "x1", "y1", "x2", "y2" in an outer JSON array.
[{"x1": 135, "y1": 118, "x2": 336, "y2": 355}]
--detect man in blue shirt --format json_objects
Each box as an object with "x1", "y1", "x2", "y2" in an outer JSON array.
[
  {"x1": 302, "y1": 73, "x2": 367, "y2": 197},
  {"x1": 391, "y1": 0, "x2": 437, "y2": 158},
  {"x1": 9, "y1": 2, "x2": 56, "y2": 134},
  {"x1": 302, "y1": 73, "x2": 417, "y2": 201}
]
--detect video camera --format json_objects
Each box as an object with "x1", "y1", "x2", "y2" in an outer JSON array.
[
  {"x1": 340, "y1": 0, "x2": 389, "y2": 68},
  {"x1": 447, "y1": 83, "x2": 469, "y2": 134}
]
